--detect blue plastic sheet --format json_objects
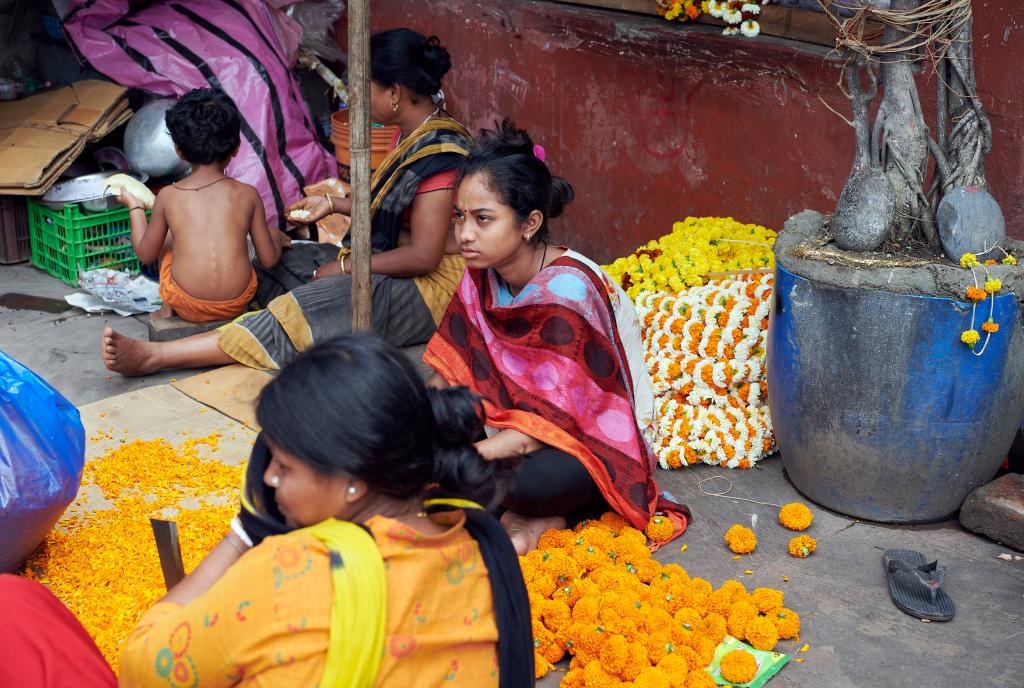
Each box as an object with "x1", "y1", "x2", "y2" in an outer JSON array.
[{"x1": 0, "y1": 352, "x2": 85, "y2": 572}]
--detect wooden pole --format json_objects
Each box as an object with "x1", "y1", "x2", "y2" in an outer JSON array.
[{"x1": 347, "y1": 0, "x2": 372, "y2": 331}]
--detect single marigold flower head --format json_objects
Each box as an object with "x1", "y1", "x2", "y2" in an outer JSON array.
[
  {"x1": 724, "y1": 523, "x2": 758, "y2": 553},
  {"x1": 985, "y1": 277, "x2": 1003, "y2": 293},
  {"x1": 701, "y1": 612, "x2": 728, "y2": 645},
  {"x1": 684, "y1": 669, "x2": 719, "y2": 688},
  {"x1": 778, "y1": 502, "x2": 814, "y2": 531},
  {"x1": 536, "y1": 528, "x2": 574, "y2": 550},
  {"x1": 771, "y1": 607, "x2": 801, "y2": 640},
  {"x1": 560, "y1": 669, "x2": 585, "y2": 688},
  {"x1": 706, "y1": 587, "x2": 734, "y2": 616},
  {"x1": 965, "y1": 286, "x2": 987, "y2": 301},
  {"x1": 598, "y1": 633, "x2": 629, "y2": 676},
  {"x1": 635, "y1": 665, "x2": 673, "y2": 688},
  {"x1": 726, "y1": 600, "x2": 759, "y2": 638},
  {"x1": 960, "y1": 253, "x2": 979, "y2": 268},
  {"x1": 599, "y1": 510, "x2": 631, "y2": 532},
  {"x1": 719, "y1": 579, "x2": 748, "y2": 602},
  {"x1": 1003, "y1": 254, "x2": 1017, "y2": 265},
  {"x1": 982, "y1": 320, "x2": 999, "y2": 333},
  {"x1": 657, "y1": 651, "x2": 690, "y2": 683},
  {"x1": 745, "y1": 614, "x2": 780, "y2": 651},
  {"x1": 789, "y1": 534, "x2": 817, "y2": 558},
  {"x1": 646, "y1": 515, "x2": 675, "y2": 543},
  {"x1": 720, "y1": 648, "x2": 758, "y2": 684},
  {"x1": 583, "y1": 659, "x2": 618, "y2": 688},
  {"x1": 751, "y1": 587, "x2": 785, "y2": 614},
  {"x1": 984, "y1": 259, "x2": 998, "y2": 265},
  {"x1": 960, "y1": 329, "x2": 981, "y2": 348},
  {"x1": 622, "y1": 641, "x2": 650, "y2": 681},
  {"x1": 646, "y1": 631, "x2": 675, "y2": 665}
]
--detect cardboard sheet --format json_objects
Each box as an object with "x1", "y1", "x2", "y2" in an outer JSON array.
[
  {"x1": 171, "y1": 365, "x2": 272, "y2": 431},
  {"x1": 0, "y1": 80, "x2": 129, "y2": 194},
  {"x1": 78, "y1": 383, "x2": 257, "y2": 464}
]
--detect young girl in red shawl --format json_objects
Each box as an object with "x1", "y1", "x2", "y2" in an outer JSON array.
[{"x1": 425, "y1": 121, "x2": 690, "y2": 554}]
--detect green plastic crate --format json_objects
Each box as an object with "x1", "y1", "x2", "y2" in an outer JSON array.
[{"x1": 27, "y1": 200, "x2": 142, "y2": 286}]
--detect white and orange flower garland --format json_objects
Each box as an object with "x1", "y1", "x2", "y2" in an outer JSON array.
[{"x1": 635, "y1": 273, "x2": 775, "y2": 469}]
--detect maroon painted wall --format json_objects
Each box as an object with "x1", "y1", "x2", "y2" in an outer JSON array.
[{"x1": 344, "y1": 0, "x2": 1024, "y2": 262}]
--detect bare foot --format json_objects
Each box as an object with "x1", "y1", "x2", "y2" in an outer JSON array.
[
  {"x1": 151, "y1": 303, "x2": 175, "y2": 319},
  {"x1": 102, "y1": 325, "x2": 160, "y2": 377},
  {"x1": 500, "y1": 511, "x2": 566, "y2": 555}
]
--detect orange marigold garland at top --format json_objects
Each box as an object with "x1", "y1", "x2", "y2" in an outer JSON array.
[
  {"x1": 788, "y1": 535, "x2": 817, "y2": 558},
  {"x1": 719, "y1": 648, "x2": 758, "y2": 684},
  {"x1": 636, "y1": 274, "x2": 775, "y2": 470},
  {"x1": 523, "y1": 514, "x2": 796, "y2": 682},
  {"x1": 724, "y1": 524, "x2": 758, "y2": 554},
  {"x1": 778, "y1": 502, "x2": 814, "y2": 531}
]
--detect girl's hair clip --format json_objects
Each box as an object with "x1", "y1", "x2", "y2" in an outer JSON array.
[{"x1": 533, "y1": 144, "x2": 546, "y2": 162}]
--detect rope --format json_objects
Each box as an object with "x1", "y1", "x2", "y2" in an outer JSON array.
[
  {"x1": 818, "y1": 0, "x2": 973, "y2": 66},
  {"x1": 683, "y1": 465, "x2": 783, "y2": 509}
]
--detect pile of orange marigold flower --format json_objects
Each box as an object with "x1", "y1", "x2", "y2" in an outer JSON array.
[
  {"x1": 522, "y1": 512, "x2": 799, "y2": 686},
  {"x1": 20, "y1": 435, "x2": 241, "y2": 666}
]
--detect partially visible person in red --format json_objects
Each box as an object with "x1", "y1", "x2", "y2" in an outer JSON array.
[{"x1": 0, "y1": 574, "x2": 116, "y2": 688}]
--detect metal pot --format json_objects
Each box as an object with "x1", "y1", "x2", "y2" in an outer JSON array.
[
  {"x1": 40, "y1": 171, "x2": 150, "y2": 212},
  {"x1": 124, "y1": 98, "x2": 190, "y2": 179}
]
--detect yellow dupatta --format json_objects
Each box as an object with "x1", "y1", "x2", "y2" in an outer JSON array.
[{"x1": 301, "y1": 518, "x2": 387, "y2": 688}]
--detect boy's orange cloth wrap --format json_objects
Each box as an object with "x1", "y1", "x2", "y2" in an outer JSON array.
[{"x1": 159, "y1": 250, "x2": 256, "y2": 322}]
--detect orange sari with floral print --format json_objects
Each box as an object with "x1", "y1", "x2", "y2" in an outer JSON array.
[{"x1": 118, "y1": 513, "x2": 499, "y2": 687}]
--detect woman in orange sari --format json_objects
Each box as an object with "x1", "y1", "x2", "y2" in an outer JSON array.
[{"x1": 426, "y1": 121, "x2": 690, "y2": 554}]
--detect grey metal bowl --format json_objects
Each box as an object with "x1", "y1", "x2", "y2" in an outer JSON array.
[{"x1": 40, "y1": 171, "x2": 150, "y2": 212}]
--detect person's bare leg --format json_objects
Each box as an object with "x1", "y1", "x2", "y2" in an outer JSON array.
[
  {"x1": 500, "y1": 511, "x2": 566, "y2": 556},
  {"x1": 102, "y1": 327, "x2": 234, "y2": 376}
]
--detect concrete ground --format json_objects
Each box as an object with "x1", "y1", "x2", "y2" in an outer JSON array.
[{"x1": 3, "y1": 262, "x2": 1023, "y2": 687}]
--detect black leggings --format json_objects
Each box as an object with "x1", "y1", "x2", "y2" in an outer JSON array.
[{"x1": 501, "y1": 447, "x2": 607, "y2": 525}]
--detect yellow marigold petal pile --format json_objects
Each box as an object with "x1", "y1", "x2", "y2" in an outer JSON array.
[
  {"x1": 637, "y1": 274, "x2": 775, "y2": 470},
  {"x1": 724, "y1": 524, "x2": 757, "y2": 554},
  {"x1": 522, "y1": 514, "x2": 798, "y2": 683},
  {"x1": 19, "y1": 435, "x2": 241, "y2": 666},
  {"x1": 602, "y1": 217, "x2": 776, "y2": 300},
  {"x1": 778, "y1": 502, "x2": 814, "y2": 531}
]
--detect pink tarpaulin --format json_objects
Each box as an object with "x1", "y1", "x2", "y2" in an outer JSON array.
[{"x1": 64, "y1": 0, "x2": 337, "y2": 230}]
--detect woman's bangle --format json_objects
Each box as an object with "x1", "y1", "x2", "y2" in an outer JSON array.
[
  {"x1": 229, "y1": 515, "x2": 254, "y2": 548},
  {"x1": 339, "y1": 254, "x2": 347, "y2": 276},
  {"x1": 129, "y1": 206, "x2": 145, "y2": 212},
  {"x1": 325, "y1": 192, "x2": 334, "y2": 214}
]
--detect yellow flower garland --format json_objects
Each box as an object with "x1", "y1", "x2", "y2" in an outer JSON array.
[{"x1": 602, "y1": 216, "x2": 776, "y2": 301}]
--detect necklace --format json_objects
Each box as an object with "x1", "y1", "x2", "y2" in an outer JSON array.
[
  {"x1": 395, "y1": 106, "x2": 440, "y2": 145},
  {"x1": 172, "y1": 176, "x2": 228, "y2": 191}
]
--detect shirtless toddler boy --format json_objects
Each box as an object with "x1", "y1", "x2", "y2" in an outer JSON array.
[{"x1": 115, "y1": 88, "x2": 286, "y2": 322}]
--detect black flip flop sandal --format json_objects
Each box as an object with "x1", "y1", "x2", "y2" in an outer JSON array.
[{"x1": 883, "y1": 549, "x2": 955, "y2": 621}]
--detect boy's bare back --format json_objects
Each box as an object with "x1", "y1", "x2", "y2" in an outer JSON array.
[{"x1": 156, "y1": 178, "x2": 265, "y2": 302}]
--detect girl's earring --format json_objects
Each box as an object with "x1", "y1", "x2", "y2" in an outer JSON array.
[
  {"x1": 347, "y1": 486, "x2": 358, "y2": 495},
  {"x1": 391, "y1": 101, "x2": 400, "y2": 112}
]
